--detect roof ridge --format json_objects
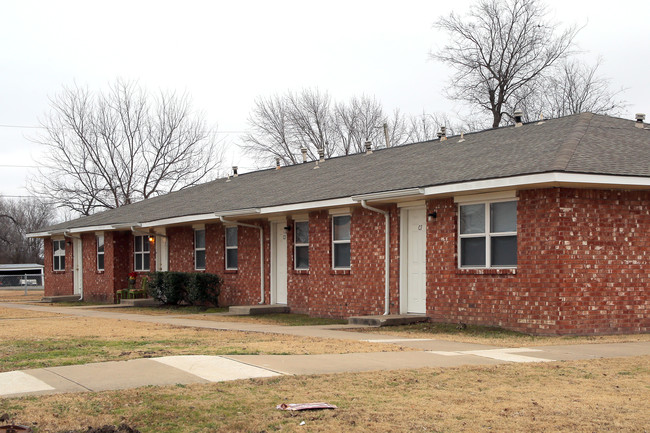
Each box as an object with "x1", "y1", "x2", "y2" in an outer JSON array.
[{"x1": 551, "y1": 112, "x2": 594, "y2": 171}]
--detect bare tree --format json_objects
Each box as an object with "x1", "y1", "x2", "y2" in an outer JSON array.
[
  {"x1": 334, "y1": 95, "x2": 386, "y2": 155},
  {"x1": 243, "y1": 90, "x2": 420, "y2": 165},
  {"x1": 518, "y1": 58, "x2": 626, "y2": 120},
  {"x1": 31, "y1": 79, "x2": 222, "y2": 216},
  {"x1": 242, "y1": 94, "x2": 297, "y2": 166},
  {"x1": 0, "y1": 197, "x2": 55, "y2": 263},
  {"x1": 287, "y1": 89, "x2": 337, "y2": 158},
  {"x1": 242, "y1": 89, "x2": 337, "y2": 166},
  {"x1": 432, "y1": 0, "x2": 578, "y2": 128}
]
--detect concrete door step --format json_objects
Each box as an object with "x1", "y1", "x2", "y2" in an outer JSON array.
[
  {"x1": 119, "y1": 298, "x2": 162, "y2": 307},
  {"x1": 348, "y1": 314, "x2": 429, "y2": 327},
  {"x1": 41, "y1": 295, "x2": 81, "y2": 303},
  {"x1": 228, "y1": 304, "x2": 290, "y2": 315}
]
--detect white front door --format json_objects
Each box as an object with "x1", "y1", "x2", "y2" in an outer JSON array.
[
  {"x1": 271, "y1": 222, "x2": 288, "y2": 304},
  {"x1": 73, "y1": 237, "x2": 83, "y2": 296},
  {"x1": 401, "y1": 207, "x2": 427, "y2": 314}
]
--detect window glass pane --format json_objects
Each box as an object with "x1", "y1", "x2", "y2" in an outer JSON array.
[
  {"x1": 135, "y1": 236, "x2": 142, "y2": 252},
  {"x1": 226, "y1": 249, "x2": 238, "y2": 269},
  {"x1": 60, "y1": 257, "x2": 65, "y2": 270},
  {"x1": 460, "y1": 204, "x2": 485, "y2": 234},
  {"x1": 491, "y1": 236, "x2": 517, "y2": 266},
  {"x1": 135, "y1": 254, "x2": 142, "y2": 271},
  {"x1": 97, "y1": 236, "x2": 104, "y2": 253},
  {"x1": 195, "y1": 230, "x2": 205, "y2": 249},
  {"x1": 196, "y1": 250, "x2": 206, "y2": 269},
  {"x1": 143, "y1": 252, "x2": 150, "y2": 270},
  {"x1": 334, "y1": 243, "x2": 351, "y2": 268},
  {"x1": 143, "y1": 238, "x2": 150, "y2": 252},
  {"x1": 460, "y1": 237, "x2": 486, "y2": 266},
  {"x1": 491, "y1": 201, "x2": 517, "y2": 233},
  {"x1": 333, "y1": 215, "x2": 351, "y2": 241},
  {"x1": 226, "y1": 227, "x2": 238, "y2": 247},
  {"x1": 295, "y1": 245, "x2": 309, "y2": 269},
  {"x1": 295, "y1": 221, "x2": 309, "y2": 244},
  {"x1": 98, "y1": 254, "x2": 104, "y2": 270}
]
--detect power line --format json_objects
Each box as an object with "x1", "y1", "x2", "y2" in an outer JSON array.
[
  {"x1": 0, "y1": 123, "x2": 249, "y2": 134},
  {"x1": 0, "y1": 124, "x2": 42, "y2": 129}
]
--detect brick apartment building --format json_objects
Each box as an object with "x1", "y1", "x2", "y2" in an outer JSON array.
[{"x1": 29, "y1": 113, "x2": 650, "y2": 335}]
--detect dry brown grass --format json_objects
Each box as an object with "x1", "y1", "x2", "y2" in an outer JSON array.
[
  {"x1": 0, "y1": 306, "x2": 61, "y2": 319},
  {"x1": 2, "y1": 356, "x2": 649, "y2": 432},
  {"x1": 0, "y1": 289, "x2": 44, "y2": 302},
  {"x1": 0, "y1": 315, "x2": 405, "y2": 372}
]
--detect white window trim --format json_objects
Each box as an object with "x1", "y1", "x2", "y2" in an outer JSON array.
[
  {"x1": 294, "y1": 220, "x2": 309, "y2": 270},
  {"x1": 458, "y1": 199, "x2": 517, "y2": 269},
  {"x1": 53, "y1": 239, "x2": 65, "y2": 271},
  {"x1": 225, "y1": 226, "x2": 238, "y2": 270},
  {"x1": 134, "y1": 235, "x2": 150, "y2": 272},
  {"x1": 332, "y1": 214, "x2": 351, "y2": 270},
  {"x1": 194, "y1": 228, "x2": 206, "y2": 270},
  {"x1": 96, "y1": 234, "x2": 105, "y2": 271}
]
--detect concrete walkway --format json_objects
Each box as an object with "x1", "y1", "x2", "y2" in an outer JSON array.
[{"x1": 1, "y1": 302, "x2": 649, "y2": 398}]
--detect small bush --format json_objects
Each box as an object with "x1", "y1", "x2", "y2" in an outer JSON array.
[
  {"x1": 147, "y1": 271, "x2": 221, "y2": 306},
  {"x1": 186, "y1": 273, "x2": 222, "y2": 306},
  {"x1": 147, "y1": 272, "x2": 166, "y2": 301}
]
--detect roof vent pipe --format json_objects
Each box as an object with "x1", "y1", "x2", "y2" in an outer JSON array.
[
  {"x1": 318, "y1": 147, "x2": 325, "y2": 162},
  {"x1": 383, "y1": 123, "x2": 390, "y2": 148},
  {"x1": 365, "y1": 140, "x2": 372, "y2": 154},
  {"x1": 301, "y1": 146, "x2": 308, "y2": 163},
  {"x1": 275, "y1": 157, "x2": 281, "y2": 170},
  {"x1": 438, "y1": 126, "x2": 447, "y2": 141},
  {"x1": 514, "y1": 110, "x2": 524, "y2": 127},
  {"x1": 232, "y1": 166, "x2": 238, "y2": 177},
  {"x1": 636, "y1": 113, "x2": 646, "y2": 128}
]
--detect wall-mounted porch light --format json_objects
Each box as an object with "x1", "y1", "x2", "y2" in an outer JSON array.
[{"x1": 427, "y1": 211, "x2": 437, "y2": 222}]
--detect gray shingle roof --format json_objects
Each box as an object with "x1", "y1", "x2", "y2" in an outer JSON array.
[{"x1": 39, "y1": 113, "x2": 650, "y2": 232}]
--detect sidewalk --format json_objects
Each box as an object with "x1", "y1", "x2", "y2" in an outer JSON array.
[{"x1": 2, "y1": 302, "x2": 649, "y2": 398}]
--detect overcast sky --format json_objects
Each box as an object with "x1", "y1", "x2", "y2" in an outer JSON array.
[{"x1": 1, "y1": 0, "x2": 648, "y2": 201}]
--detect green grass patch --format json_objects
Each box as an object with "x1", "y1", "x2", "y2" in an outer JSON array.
[{"x1": 0, "y1": 336, "x2": 279, "y2": 372}]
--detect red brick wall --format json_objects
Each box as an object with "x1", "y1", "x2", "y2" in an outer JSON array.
[
  {"x1": 81, "y1": 232, "x2": 114, "y2": 303},
  {"x1": 167, "y1": 222, "x2": 269, "y2": 307},
  {"x1": 287, "y1": 207, "x2": 395, "y2": 318},
  {"x1": 168, "y1": 226, "x2": 194, "y2": 272},
  {"x1": 427, "y1": 188, "x2": 650, "y2": 336},
  {"x1": 43, "y1": 238, "x2": 73, "y2": 296},
  {"x1": 40, "y1": 186, "x2": 650, "y2": 335}
]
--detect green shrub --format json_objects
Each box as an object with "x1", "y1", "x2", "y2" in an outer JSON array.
[
  {"x1": 186, "y1": 273, "x2": 222, "y2": 306},
  {"x1": 147, "y1": 272, "x2": 166, "y2": 301},
  {"x1": 147, "y1": 271, "x2": 222, "y2": 306}
]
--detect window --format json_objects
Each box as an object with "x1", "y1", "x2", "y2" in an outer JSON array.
[
  {"x1": 53, "y1": 239, "x2": 65, "y2": 271},
  {"x1": 225, "y1": 226, "x2": 238, "y2": 270},
  {"x1": 195, "y1": 229, "x2": 206, "y2": 270},
  {"x1": 134, "y1": 235, "x2": 150, "y2": 271},
  {"x1": 332, "y1": 215, "x2": 351, "y2": 269},
  {"x1": 459, "y1": 200, "x2": 517, "y2": 268},
  {"x1": 96, "y1": 234, "x2": 105, "y2": 271},
  {"x1": 294, "y1": 221, "x2": 309, "y2": 270}
]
